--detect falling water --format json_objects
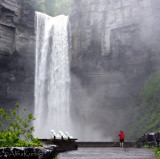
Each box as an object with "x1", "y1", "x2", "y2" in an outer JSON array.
[{"x1": 34, "y1": 12, "x2": 71, "y2": 138}]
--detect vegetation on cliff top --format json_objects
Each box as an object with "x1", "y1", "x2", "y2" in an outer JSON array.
[
  {"x1": 127, "y1": 71, "x2": 160, "y2": 139},
  {"x1": 45, "y1": 0, "x2": 73, "y2": 16},
  {"x1": 23, "y1": 0, "x2": 73, "y2": 16},
  {"x1": 0, "y1": 103, "x2": 42, "y2": 147}
]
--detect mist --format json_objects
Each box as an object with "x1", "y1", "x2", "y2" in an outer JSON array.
[
  {"x1": 1, "y1": 0, "x2": 160, "y2": 142},
  {"x1": 69, "y1": 0, "x2": 160, "y2": 141}
]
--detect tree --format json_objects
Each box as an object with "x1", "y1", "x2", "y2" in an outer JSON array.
[
  {"x1": 127, "y1": 71, "x2": 160, "y2": 139},
  {"x1": 22, "y1": 0, "x2": 73, "y2": 16},
  {"x1": 0, "y1": 103, "x2": 42, "y2": 147},
  {"x1": 45, "y1": 0, "x2": 73, "y2": 16},
  {"x1": 141, "y1": 72, "x2": 160, "y2": 110},
  {"x1": 45, "y1": 0, "x2": 56, "y2": 16},
  {"x1": 23, "y1": 0, "x2": 46, "y2": 12}
]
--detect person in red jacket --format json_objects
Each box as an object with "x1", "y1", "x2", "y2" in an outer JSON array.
[{"x1": 119, "y1": 131, "x2": 124, "y2": 147}]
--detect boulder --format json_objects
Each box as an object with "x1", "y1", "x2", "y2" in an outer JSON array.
[{"x1": 0, "y1": 146, "x2": 57, "y2": 159}]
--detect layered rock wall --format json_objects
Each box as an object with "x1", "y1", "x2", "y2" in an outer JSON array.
[
  {"x1": 0, "y1": 0, "x2": 35, "y2": 109},
  {"x1": 71, "y1": 0, "x2": 160, "y2": 71},
  {"x1": 70, "y1": 0, "x2": 160, "y2": 140},
  {"x1": 0, "y1": 0, "x2": 160, "y2": 141}
]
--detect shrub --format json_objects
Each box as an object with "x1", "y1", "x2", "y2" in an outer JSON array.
[
  {"x1": 127, "y1": 71, "x2": 160, "y2": 140},
  {"x1": 0, "y1": 103, "x2": 43, "y2": 147}
]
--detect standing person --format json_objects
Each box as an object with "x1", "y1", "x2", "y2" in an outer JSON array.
[{"x1": 119, "y1": 131, "x2": 124, "y2": 147}]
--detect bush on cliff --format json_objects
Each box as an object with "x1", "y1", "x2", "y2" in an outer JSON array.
[
  {"x1": 127, "y1": 71, "x2": 160, "y2": 139},
  {"x1": 153, "y1": 147, "x2": 160, "y2": 159},
  {"x1": 22, "y1": 0, "x2": 46, "y2": 12},
  {"x1": 22, "y1": 0, "x2": 73, "y2": 16},
  {"x1": 0, "y1": 103, "x2": 42, "y2": 147},
  {"x1": 45, "y1": 0, "x2": 73, "y2": 16}
]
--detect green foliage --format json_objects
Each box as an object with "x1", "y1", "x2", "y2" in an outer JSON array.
[
  {"x1": 44, "y1": 0, "x2": 55, "y2": 16},
  {"x1": 0, "y1": 103, "x2": 43, "y2": 147},
  {"x1": 127, "y1": 72, "x2": 160, "y2": 139},
  {"x1": 45, "y1": 0, "x2": 73, "y2": 16},
  {"x1": 22, "y1": 0, "x2": 73, "y2": 16},
  {"x1": 53, "y1": 0, "x2": 72, "y2": 16},
  {"x1": 152, "y1": 147, "x2": 160, "y2": 159},
  {"x1": 22, "y1": 0, "x2": 46, "y2": 12},
  {"x1": 141, "y1": 72, "x2": 160, "y2": 109},
  {"x1": 54, "y1": 155, "x2": 58, "y2": 159},
  {"x1": 142, "y1": 145, "x2": 150, "y2": 148}
]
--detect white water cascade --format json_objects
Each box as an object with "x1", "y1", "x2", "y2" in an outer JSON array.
[{"x1": 34, "y1": 12, "x2": 71, "y2": 138}]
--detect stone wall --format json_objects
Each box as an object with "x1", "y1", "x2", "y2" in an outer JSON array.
[
  {"x1": 71, "y1": 0, "x2": 160, "y2": 71},
  {"x1": 70, "y1": 0, "x2": 160, "y2": 140},
  {"x1": 0, "y1": 0, "x2": 35, "y2": 109}
]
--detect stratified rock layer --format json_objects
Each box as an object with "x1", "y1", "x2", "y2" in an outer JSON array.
[
  {"x1": 0, "y1": 0, "x2": 160, "y2": 141},
  {"x1": 70, "y1": 0, "x2": 160, "y2": 140},
  {"x1": 0, "y1": 0, "x2": 35, "y2": 108}
]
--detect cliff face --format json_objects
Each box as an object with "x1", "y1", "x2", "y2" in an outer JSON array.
[
  {"x1": 70, "y1": 0, "x2": 160, "y2": 140},
  {"x1": 0, "y1": 0, "x2": 35, "y2": 109},
  {"x1": 0, "y1": 0, "x2": 160, "y2": 140},
  {"x1": 71, "y1": 0, "x2": 160, "y2": 71}
]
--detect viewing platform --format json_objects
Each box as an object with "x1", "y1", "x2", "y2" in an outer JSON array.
[
  {"x1": 40, "y1": 139, "x2": 136, "y2": 149},
  {"x1": 77, "y1": 142, "x2": 136, "y2": 147}
]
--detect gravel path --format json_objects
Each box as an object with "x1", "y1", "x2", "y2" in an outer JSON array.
[{"x1": 57, "y1": 148, "x2": 156, "y2": 159}]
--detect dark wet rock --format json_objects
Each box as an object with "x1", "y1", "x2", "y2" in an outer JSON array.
[
  {"x1": 0, "y1": 0, "x2": 20, "y2": 27},
  {"x1": 0, "y1": 0, "x2": 35, "y2": 109},
  {"x1": 0, "y1": 146, "x2": 57, "y2": 159},
  {"x1": 44, "y1": 139, "x2": 78, "y2": 152},
  {"x1": 137, "y1": 132, "x2": 158, "y2": 147}
]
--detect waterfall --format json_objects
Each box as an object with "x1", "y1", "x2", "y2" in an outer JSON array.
[{"x1": 34, "y1": 12, "x2": 71, "y2": 138}]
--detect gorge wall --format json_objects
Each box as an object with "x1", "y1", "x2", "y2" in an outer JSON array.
[
  {"x1": 0, "y1": 0, "x2": 160, "y2": 141},
  {"x1": 0, "y1": 0, "x2": 35, "y2": 109},
  {"x1": 70, "y1": 0, "x2": 160, "y2": 140}
]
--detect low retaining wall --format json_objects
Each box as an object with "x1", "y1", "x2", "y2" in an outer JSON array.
[
  {"x1": 40, "y1": 139, "x2": 78, "y2": 152},
  {"x1": 77, "y1": 142, "x2": 136, "y2": 147},
  {"x1": 40, "y1": 139, "x2": 136, "y2": 149}
]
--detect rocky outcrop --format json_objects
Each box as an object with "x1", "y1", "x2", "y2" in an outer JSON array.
[
  {"x1": 0, "y1": 145, "x2": 57, "y2": 159},
  {"x1": 0, "y1": 0, "x2": 35, "y2": 109},
  {"x1": 70, "y1": 0, "x2": 160, "y2": 140}
]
